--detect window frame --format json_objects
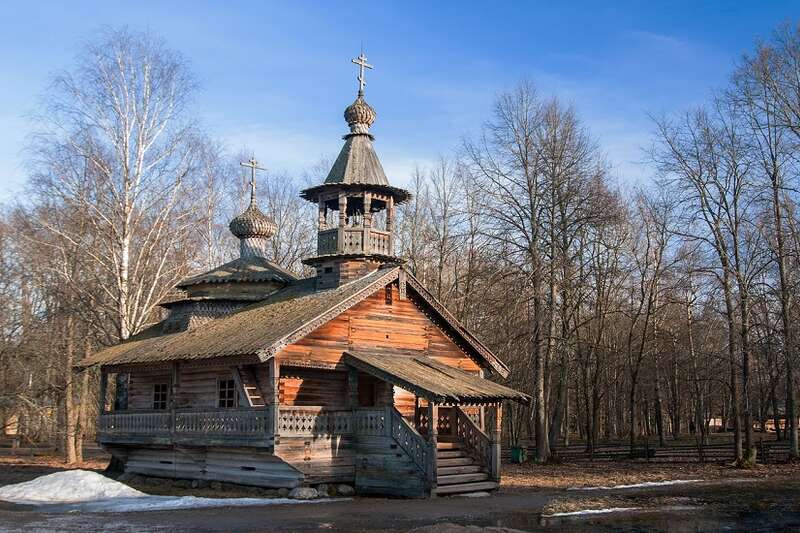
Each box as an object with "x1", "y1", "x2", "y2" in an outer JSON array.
[
  {"x1": 152, "y1": 383, "x2": 169, "y2": 410},
  {"x1": 217, "y1": 377, "x2": 238, "y2": 408}
]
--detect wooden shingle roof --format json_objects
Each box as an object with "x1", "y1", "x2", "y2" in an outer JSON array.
[
  {"x1": 177, "y1": 256, "x2": 297, "y2": 287},
  {"x1": 79, "y1": 267, "x2": 401, "y2": 368},
  {"x1": 344, "y1": 350, "x2": 529, "y2": 404},
  {"x1": 78, "y1": 265, "x2": 512, "y2": 380}
]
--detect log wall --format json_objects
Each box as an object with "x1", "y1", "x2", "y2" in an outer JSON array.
[
  {"x1": 115, "y1": 445, "x2": 303, "y2": 488},
  {"x1": 278, "y1": 282, "x2": 482, "y2": 416},
  {"x1": 279, "y1": 369, "x2": 347, "y2": 408},
  {"x1": 127, "y1": 364, "x2": 262, "y2": 410},
  {"x1": 128, "y1": 369, "x2": 171, "y2": 410},
  {"x1": 274, "y1": 436, "x2": 356, "y2": 484}
]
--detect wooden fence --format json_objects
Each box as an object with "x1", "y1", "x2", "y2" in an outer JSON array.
[{"x1": 505, "y1": 438, "x2": 792, "y2": 463}]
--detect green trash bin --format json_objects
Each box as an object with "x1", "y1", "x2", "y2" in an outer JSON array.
[{"x1": 510, "y1": 446, "x2": 526, "y2": 463}]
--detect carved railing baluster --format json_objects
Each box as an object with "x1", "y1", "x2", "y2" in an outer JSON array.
[{"x1": 454, "y1": 406, "x2": 491, "y2": 470}]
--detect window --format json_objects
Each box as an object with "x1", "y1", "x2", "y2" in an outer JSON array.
[
  {"x1": 218, "y1": 378, "x2": 238, "y2": 408},
  {"x1": 153, "y1": 383, "x2": 169, "y2": 410}
]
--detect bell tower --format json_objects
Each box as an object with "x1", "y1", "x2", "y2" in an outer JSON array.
[{"x1": 301, "y1": 52, "x2": 410, "y2": 289}]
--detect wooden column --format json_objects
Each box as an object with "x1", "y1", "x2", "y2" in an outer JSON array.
[
  {"x1": 269, "y1": 358, "x2": 280, "y2": 440},
  {"x1": 478, "y1": 371, "x2": 486, "y2": 432},
  {"x1": 489, "y1": 403, "x2": 502, "y2": 482},
  {"x1": 363, "y1": 193, "x2": 372, "y2": 227},
  {"x1": 170, "y1": 363, "x2": 179, "y2": 435},
  {"x1": 338, "y1": 193, "x2": 347, "y2": 226},
  {"x1": 428, "y1": 401, "x2": 438, "y2": 491},
  {"x1": 414, "y1": 396, "x2": 421, "y2": 431},
  {"x1": 318, "y1": 199, "x2": 326, "y2": 229},
  {"x1": 386, "y1": 196, "x2": 395, "y2": 255},
  {"x1": 347, "y1": 368, "x2": 359, "y2": 409},
  {"x1": 98, "y1": 369, "x2": 108, "y2": 414},
  {"x1": 170, "y1": 363, "x2": 179, "y2": 407},
  {"x1": 363, "y1": 192, "x2": 372, "y2": 253}
]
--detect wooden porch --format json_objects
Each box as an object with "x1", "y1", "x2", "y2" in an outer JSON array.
[{"x1": 98, "y1": 403, "x2": 503, "y2": 496}]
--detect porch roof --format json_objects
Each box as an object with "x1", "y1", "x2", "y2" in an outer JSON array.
[{"x1": 343, "y1": 350, "x2": 529, "y2": 405}]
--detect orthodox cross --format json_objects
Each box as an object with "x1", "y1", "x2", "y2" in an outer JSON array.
[
  {"x1": 240, "y1": 157, "x2": 266, "y2": 203},
  {"x1": 351, "y1": 51, "x2": 373, "y2": 95}
]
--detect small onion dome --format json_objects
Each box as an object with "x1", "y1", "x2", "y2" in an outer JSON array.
[
  {"x1": 344, "y1": 93, "x2": 376, "y2": 134},
  {"x1": 229, "y1": 200, "x2": 277, "y2": 240}
]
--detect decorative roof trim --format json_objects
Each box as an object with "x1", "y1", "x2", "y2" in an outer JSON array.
[
  {"x1": 404, "y1": 271, "x2": 510, "y2": 379},
  {"x1": 300, "y1": 183, "x2": 411, "y2": 204}
]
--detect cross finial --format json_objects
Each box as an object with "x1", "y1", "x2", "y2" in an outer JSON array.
[
  {"x1": 351, "y1": 50, "x2": 373, "y2": 95},
  {"x1": 239, "y1": 157, "x2": 266, "y2": 205}
]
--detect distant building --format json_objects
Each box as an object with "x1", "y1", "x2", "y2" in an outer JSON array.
[{"x1": 80, "y1": 54, "x2": 528, "y2": 498}]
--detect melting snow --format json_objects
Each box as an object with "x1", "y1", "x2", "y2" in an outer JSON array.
[
  {"x1": 0, "y1": 470, "x2": 145, "y2": 504},
  {"x1": 567, "y1": 479, "x2": 703, "y2": 491},
  {"x1": 0, "y1": 470, "x2": 347, "y2": 513},
  {"x1": 545, "y1": 507, "x2": 640, "y2": 517}
]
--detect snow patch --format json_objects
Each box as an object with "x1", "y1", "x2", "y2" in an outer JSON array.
[
  {"x1": 47, "y1": 495, "x2": 348, "y2": 513},
  {"x1": 0, "y1": 470, "x2": 145, "y2": 504},
  {"x1": 545, "y1": 507, "x2": 640, "y2": 517},
  {"x1": 567, "y1": 479, "x2": 702, "y2": 491},
  {"x1": 0, "y1": 470, "x2": 349, "y2": 513}
]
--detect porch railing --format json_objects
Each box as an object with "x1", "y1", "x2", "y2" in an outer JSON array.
[
  {"x1": 277, "y1": 406, "x2": 433, "y2": 481},
  {"x1": 174, "y1": 408, "x2": 271, "y2": 437},
  {"x1": 278, "y1": 406, "x2": 355, "y2": 436},
  {"x1": 99, "y1": 411, "x2": 172, "y2": 435},
  {"x1": 316, "y1": 227, "x2": 393, "y2": 256},
  {"x1": 98, "y1": 408, "x2": 272, "y2": 445}
]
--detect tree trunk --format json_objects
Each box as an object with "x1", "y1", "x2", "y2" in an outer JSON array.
[{"x1": 64, "y1": 317, "x2": 78, "y2": 464}]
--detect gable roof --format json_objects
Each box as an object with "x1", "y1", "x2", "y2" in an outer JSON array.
[
  {"x1": 78, "y1": 265, "x2": 510, "y2": 378},
  {"x1": 403, "y1": 273, "x2": 509, "y2": 378},
  {"x1": 79, "y1": 267, "x2": 400, "y2": 368},
  {"x1": 345, "y1": 350, "x2": 528, "y2": 404},
  {"x1": 177, "y1": 256, "x2": 298, "y2": 287}
]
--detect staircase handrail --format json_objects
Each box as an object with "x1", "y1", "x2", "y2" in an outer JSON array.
[
  {"x1": 389, "y1": 407, "x2": 434, "y2": 481},
  {"x1": 455, "y1": 406, "x2": 491, "y2": 470}
]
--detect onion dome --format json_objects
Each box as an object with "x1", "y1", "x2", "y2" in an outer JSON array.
[
  {"x1": 344, "y1": 93, "x2": 376, "y2": 134},
  {"x1": 229, "y1": 198, "x2": 277, "y2": 240}
]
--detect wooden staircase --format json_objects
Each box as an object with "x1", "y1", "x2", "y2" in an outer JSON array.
[
  {"x1": 434, "y1": 438, "x2": 498, "y2": 496},
  {"x1": 235, "y1": 367, "x2": 266, "y2": 407}
]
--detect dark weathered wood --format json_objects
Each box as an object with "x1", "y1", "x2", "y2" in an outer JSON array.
[
  {"x1": 269, "y1": 358, "x2": 280, "y2": 438},
  {"x1": 348, "y1": 368, "x2": 358, "y2": 408},
  {"x1": 428, "y1": 403, "x2": 438, "y2": 489},
  {"x1": 489, "y1": 404, "x2": 502, "y2": 482},
  {"x1": 98, "y1": 370, "x2": 108, "y2": 414}
]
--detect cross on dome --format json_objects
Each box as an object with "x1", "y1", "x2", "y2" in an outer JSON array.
[
  {"x1": 239, "y1": 157, "x2": 266, "y2": 205},
  {"x1": 351, "y1": 51, "x2": 373, "y2": 95}
]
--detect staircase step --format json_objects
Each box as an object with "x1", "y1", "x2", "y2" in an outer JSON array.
[
  {"x1": 437, "y1": 465, "x2": 483, "y2": 476},
  {"x1": 437, "y1": 457, "x2": 473, "y2": 467},
  {"x1": 437, "y1": 472, "x2": 489, "y2": 485},
  {"x1": 434, "y1": 481, "x2": 499, "y2": 496},
  {"x1": 436, "y1": 450, "x2": 466, "y2": 459},
  {"x1": 436, "y1": 442, "x2": 461, "y2": 450}
]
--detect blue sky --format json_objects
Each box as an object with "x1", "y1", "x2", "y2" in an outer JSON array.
[{"x1": 0, "y1": 1, "x2": 796, "y2": 200}]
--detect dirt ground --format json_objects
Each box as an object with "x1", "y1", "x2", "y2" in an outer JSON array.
[
  {"x1": 2, "y1": 455, "x2": 800, "y2": 532},
  {"x1": 502, "y1": 459, "x2": 800, "y2": 490}
]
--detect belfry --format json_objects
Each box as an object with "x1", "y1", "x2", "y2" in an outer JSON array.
[{"x1": 301, "y1": 52, "x2": 410, "y2": 289}]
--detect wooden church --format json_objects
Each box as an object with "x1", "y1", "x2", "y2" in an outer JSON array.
[{"x1": 80, "y1": 53, "x2": 528, "y2": 498}]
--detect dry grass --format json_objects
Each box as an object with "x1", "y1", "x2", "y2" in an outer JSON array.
[
  {"x1": 502, "y1": 460, "x2": 800, "y2": 491},
  {"x1": 541, "y1": 495, "x2": 630, "y2": 515}
]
